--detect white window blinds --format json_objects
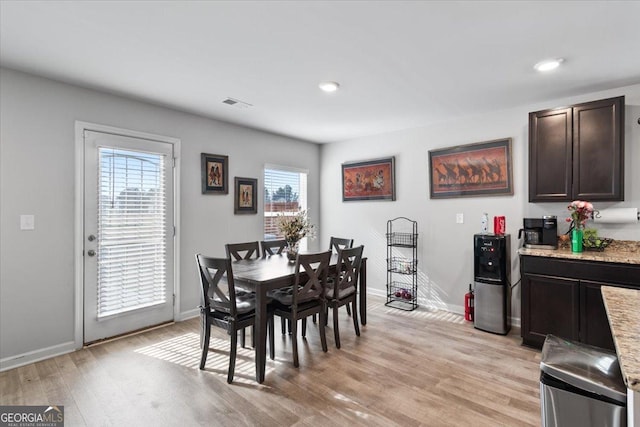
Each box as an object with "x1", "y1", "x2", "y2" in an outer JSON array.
[
  {"x1": 97, "y1": 147, "x2": 167, "y2": 318},
  {"x1": 264, "y1": 167, "x2": 308, "y2": 241}
]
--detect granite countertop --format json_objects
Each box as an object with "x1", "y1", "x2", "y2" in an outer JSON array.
[
  {"x1": 601, "y1": 286, "x2": 640, "y2": 391},
  {"x1": 518, "y1": 240, "x2": 640, "y2": 265}
]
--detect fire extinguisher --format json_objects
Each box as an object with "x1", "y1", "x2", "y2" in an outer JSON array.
[{"x1": 464, "y1": 283, "x2": 474, "y2": 322}]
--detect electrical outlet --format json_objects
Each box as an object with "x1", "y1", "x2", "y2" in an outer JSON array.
[
  {"x1": 20, "y1": 214, "x2": 35, "y2": 230},
  {"x1": 456, "y1": 213, "x2": 464, "y2": 224}
]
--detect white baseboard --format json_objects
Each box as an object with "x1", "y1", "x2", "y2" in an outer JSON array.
[
  {"x1": 0, "y1": 310, "x2": 200, "y2": 373},
  {"x1": 365, "y1": 289, "x2": 521, "y2": 327},
  {"x1": 0, "y1": 341, "x2": 76, "y2": 372},
  {"x1": 177, "y1": 308, "x2": 199, "y2": 321}
]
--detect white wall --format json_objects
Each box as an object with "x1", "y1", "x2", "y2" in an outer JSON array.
[
  {"x1": 0, "y1": 68, "x2": 321, "y2": 366},
  {"x1": 320, "y1": 84, "x2": 640, "y2": 319},
  {"x1": 1, "y1": 66, "x2": 638, "y2": 369}
]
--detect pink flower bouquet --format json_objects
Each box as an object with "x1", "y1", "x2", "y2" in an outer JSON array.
[{"x1": 566, "y1": 200, "x2": 594, "y2": 230}]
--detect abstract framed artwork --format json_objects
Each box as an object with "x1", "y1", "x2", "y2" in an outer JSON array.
[
  {"x1": 342, "y1": 157, "x2": 395, "y2": 201},
  {"x1": 234, "y1": 177, "x2": 258, "y2": 214},
  {"x1": 428, "y1": 138, "x2": 513, "y2": 199},
  {"x1": 201, "y1": 153, "x2": 228, "y2": 194}
]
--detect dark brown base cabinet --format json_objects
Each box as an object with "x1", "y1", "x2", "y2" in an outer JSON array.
[{"x1": 520, "y1": 255, "x2": 640, "y2": 350}]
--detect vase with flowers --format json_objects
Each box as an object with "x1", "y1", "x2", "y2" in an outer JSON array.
[
  {"x1": 277, "y1": 209, "x2": 316, "y2": 261},
  {"x1": 566, "y1": 200, "x2": 594, "y2": 253}
]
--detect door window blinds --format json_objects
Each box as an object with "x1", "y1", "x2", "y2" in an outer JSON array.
[{"x1": 96, "y1": 147, "x2": 167, "y2": 318}]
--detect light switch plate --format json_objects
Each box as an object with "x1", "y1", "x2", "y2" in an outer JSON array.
[
  {"x1": 20, "y1": 214, "x2": 35, "y2": 230},
  {"x1": 456, "y1": 213, "x2": 464, "y2": 224}
]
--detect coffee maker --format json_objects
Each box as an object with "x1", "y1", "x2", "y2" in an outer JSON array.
[{"x1": 518, "y1": 216, "x2": 558, "y2": 249}]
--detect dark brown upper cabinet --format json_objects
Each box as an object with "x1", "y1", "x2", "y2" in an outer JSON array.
[{"x1": 528, "y1": 96, "x2": 625, "y2": 202}]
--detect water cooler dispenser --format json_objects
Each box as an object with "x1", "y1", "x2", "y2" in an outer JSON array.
[{"x1": 473, "y1": 234, "x2": 511, "y2": 334}]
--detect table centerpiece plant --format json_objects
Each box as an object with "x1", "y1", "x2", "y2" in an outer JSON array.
[
  {"x1": 277, "y1": 209, "x2": 316, "y2": 261},
  {"x1": 566, "y1": 200, "x2": 594, "y2": 253}
]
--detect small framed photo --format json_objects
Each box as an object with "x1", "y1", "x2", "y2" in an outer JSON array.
[
  {"x1": 201, "y1": 153, "x2": 228, "y2": 194},
  {"x1": 234, "y1": 177, "x2": 258, "y2": 214},
  {"x1": 342, "y1": 157, "x2": 396, "y2": 201}
]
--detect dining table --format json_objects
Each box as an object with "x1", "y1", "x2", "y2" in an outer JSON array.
[{"x1": 231, "y1": 252, "x2": 367, "y2": 383}]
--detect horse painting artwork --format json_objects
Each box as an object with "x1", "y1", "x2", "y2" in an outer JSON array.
[
  {"x1": 428, "y1": 138, "x2": 513, "y2": 199},
  {"x1": 342, "y1": 157, "x2": 395, "y2": 201}
]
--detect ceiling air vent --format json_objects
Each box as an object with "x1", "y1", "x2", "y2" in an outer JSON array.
[{"x1": 222, "y1": 97, "x2": 252, "y2": 109}]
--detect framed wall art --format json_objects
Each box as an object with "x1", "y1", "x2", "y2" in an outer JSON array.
[
  {"x1": 234, "y1": 177, "x2": 258, "y2": 214},
  {"x1": 201, "y1": 153, "x2": 228, "y2": 194},
  {"x1": 428, "y1": 138, "x2": 513, "y2": 199},
  {"x1": 342, "y1": 157, "x2": 395, "y2": 201}
]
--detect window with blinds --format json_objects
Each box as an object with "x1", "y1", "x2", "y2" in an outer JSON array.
[
  {"x1": 97, "y1": 147, "x2": 167, "y2": 318},
  {"x1": 264, "y1": 167, "x2": 308, "y2": 243}
]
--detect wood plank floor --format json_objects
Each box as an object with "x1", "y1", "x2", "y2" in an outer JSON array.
[{"x1": 0, "y1": 296, "x2": 542, "y2": 426}]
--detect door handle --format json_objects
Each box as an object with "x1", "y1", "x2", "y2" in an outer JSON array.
[{"x1": 87, "y1": 250, "x2": 96, "y2": 257}]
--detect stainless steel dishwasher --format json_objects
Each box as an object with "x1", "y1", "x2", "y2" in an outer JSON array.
[{"x1": 540, "y1": 334, "x2": 627, "y2": 427}]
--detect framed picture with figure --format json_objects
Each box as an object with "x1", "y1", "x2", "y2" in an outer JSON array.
[
  {"x1": 201, "y1": 153, "x2": 229, "y2": 194},
  {"x1": 234, "y1": 177, "x2": 258, "y2": 214},
  {"x1": 342, "y1": 157, "x2": 396, "y2": 201}
]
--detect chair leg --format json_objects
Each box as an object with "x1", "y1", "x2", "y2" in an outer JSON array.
[
  {"x1": 228, "y1": 330, "x2": 237, "y2": 383},
  {"x1": 333, "y1": 304, "x2": 341, "y2": 349},
  {"x1": 302, "y1": 318, "x2": 307, "y2": 338},
  {"x1": 312, "y1": 313, "x2": 317, "y2": 324},
  {"x1": 268, "y1": 316, "x2": 275, "y2": 360},
  {"x1": 241, "y1": 328, "x2": 246, "y2": 348},
  {"x1": 287, "y1": 319, "x2": 292, "y2": 335},
  {"x1": 291, "y1": 317, "x2": 299, "y2": 368},
  {"x1": 319, "y1": 308, "x2": 328, "y2": 352},
  {"x1": 199, "y1": 314, "x2": 205, "y2": 349},
  {"x1": 251, "y1": 324, "x2": 256, "y2": 348},
  {"x1": 199, "y1": 323, "x2": 210, "y2": 370},
  {"x1": 352, "y1": 300, "x2": 361, "y2": 337},
  {"x1": 281, "y1": 317, "x2": 286, "y2": 335},
  {"x1": 346, "y1": 304, "x2": 352, "y2": 316}
]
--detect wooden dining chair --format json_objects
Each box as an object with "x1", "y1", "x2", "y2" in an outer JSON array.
[
  {"x1": 225, "y1": 241, "x2": 262, "y2": 346},
  {"x1": 260, "y1": 238, "x2": 294, "y2": 334},
  {"x1": 268, "y1": 251, "x2": 331, "y2": 367},
  {"x1": 260, "y1": 239, "x2": 287, "y2": 257},
  {"x1": 329, "y1": 236, "x2": 354, "y2": 254},
  {"x1": 325, "y1": 245, "x2": 364, "y2": 348},
  {"x1": 196, "y1": 254, "x2": 274, "y2": 383},
  {"x1": 311, "y1": 236, "x2": 355, "y2": 323},
  {"x1": 225, "y1": 241, "x2": 261, "y2": 261}
]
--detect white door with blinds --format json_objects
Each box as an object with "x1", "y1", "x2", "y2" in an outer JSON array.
[{"x1": 83, "y1": 130, "x2": 174, "y2": 343}]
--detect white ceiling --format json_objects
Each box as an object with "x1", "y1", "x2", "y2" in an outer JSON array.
[{"x1": 2, "y1": 1, "x2": 640, "y2": 143}]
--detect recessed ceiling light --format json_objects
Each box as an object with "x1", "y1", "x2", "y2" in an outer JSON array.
[
  {"x1": 319, "y1": 81, "x2": 340, "y2": 92},
  {"x1": 534, "y1": 58, "x2": 564, "y2": 72}
]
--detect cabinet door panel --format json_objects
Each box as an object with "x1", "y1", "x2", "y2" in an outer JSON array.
[
  {"x1": 522, "y1": 273, "x2": 579, "y2": 348},
  {"x1": 528, "y1": 108, "x2": 572, "y2": 202},
  {"x1": 573, "y1": 97, "x2": 624, "y2": 200},
  {"x1": 580, "y1": 280, "x2": 615, "y2": 350}
]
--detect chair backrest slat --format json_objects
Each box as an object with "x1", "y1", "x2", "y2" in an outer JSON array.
[
  {"x1": 293, "y1": 251, "x2": 331, "y2": 307},
  {"x1": 226, "y1": 241, "x2": 260, "y2": 261},
  {"x1": 260, "y1": 239, "x2": 287, "y2": 257},
  {"x1": 196, "y1": 254, "x2": 237, "y2": 316},
  {"x1": 329, "y1": 236, "x2": 354, "y2": 254}
]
